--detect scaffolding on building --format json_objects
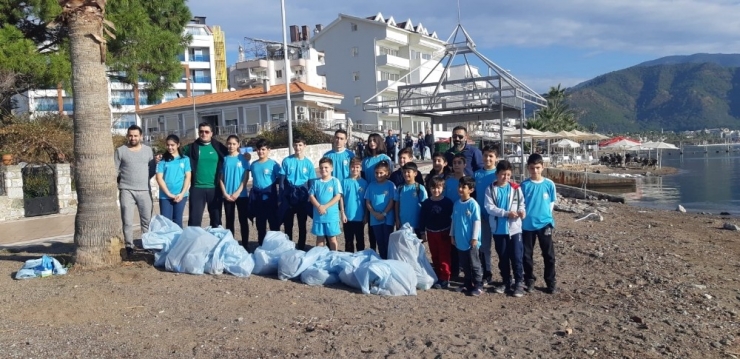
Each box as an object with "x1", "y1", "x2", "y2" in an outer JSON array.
[{"x1": 212, "y1": 26, "x2": 228, "y2": 93}]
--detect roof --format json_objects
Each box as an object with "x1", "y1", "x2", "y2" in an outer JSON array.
[
  {"x1": 311, "y1": 12, "x2": 442, "y2": 44},
  {"x1": 138, "y1": 82, "x2": 342, "y2": 115}
]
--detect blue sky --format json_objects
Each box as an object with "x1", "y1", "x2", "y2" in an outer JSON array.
[{"x1": 188, "y1": 0, "x2": 740, "y2": 92}]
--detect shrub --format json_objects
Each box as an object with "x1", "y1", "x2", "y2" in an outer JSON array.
[
  {"x1": 0, "y1": 113, "x2": 73, "y2": 164},
  {"x1": 245, "y1": 120, "x2": 332, "y2": 148}
]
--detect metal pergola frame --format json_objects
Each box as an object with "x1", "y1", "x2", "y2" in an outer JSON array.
[{"x1": 363, "y1": 23, "x2": 547, "y2": 174}]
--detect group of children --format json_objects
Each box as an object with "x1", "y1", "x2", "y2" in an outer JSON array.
[{"x1": 156, "y1": 129, "x2": 558, "y2": 297}]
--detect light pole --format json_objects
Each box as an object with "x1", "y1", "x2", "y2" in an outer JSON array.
[
  {"x1": 182, "y1": 76, "x2": 197, "y2": 139},
  {"x1": 280, "y1": 0, "x2": 294, "y2": 154}
]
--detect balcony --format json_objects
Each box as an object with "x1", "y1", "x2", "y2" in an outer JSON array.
[
  {"x1": 111, "y1": 98, "x2": 135, "y2": 107},
  {"x1": 290, "y1": 58, "x2": 306, "y2": 67},
  {"x1": 383, "y1": 30, "x2": 409, "y2": 45},
  {"x1": 35, "y1": 104, "x2": 60, "y2": 112},
  {"x1": 192, "y1": 76, "x2": 211, "y2": 84},
  {"x1": 235, "y1": 59, "x2": 268, "y2": 70},
  {"x1": 189, "y1": 54, "x2": 210, "y2": 62},
  {"x1": 377, "y1": 54, "x2": 409, "y2": 70},
  {"x1": 377, "y1": 79, "x2": 407, "y2": 92}
]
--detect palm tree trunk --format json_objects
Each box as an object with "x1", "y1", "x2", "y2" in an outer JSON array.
[{"x1": 68, "y1": 7, "x2": 124, "y2": 267}]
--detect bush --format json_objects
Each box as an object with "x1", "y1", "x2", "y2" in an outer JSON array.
[
  {"x1": 245, "y1": 120, "x2": 332, "y2": 148},
  {"x1": 0, "y1": 113, "x2": 73, "y2": 164}
]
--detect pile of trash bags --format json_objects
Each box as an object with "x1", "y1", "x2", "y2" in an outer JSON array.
[
  {"x1": 14, "y1": 255, "x2": 68, "y2": 280},
  {"x1": 141, "y1": 216, "x2": 436, "y2": 296}
]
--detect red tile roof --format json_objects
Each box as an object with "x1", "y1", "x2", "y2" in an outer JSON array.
[{"x1": 138, "y1": 82, "x2": 341, "y2": 114}]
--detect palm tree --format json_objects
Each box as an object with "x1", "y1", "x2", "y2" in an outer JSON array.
[
  {"x1": 58, "y1": 0, "x2": 123, "y2": 267},
  {"x1": 526, "y1": 84, "x2": 579, "y2": 132}
]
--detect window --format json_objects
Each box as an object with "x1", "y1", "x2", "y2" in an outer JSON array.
[
  {"x1": 309, "y1": 107, "x2": 325, "y2": 121},
  {"x1": 352, "y1": 71, "x2": 359, "y2": 81},
  {"x1": 351, "y1": 47, "x2": 359, "y2": 57},
  {"x1": 354, "y1": 96, "x2": 361, "y2": 106},
  {"x1": 226, "y1": 119, "x2": 237, "y2": 126},
  {"x1": 410, "y1": 50, "x2": 419, "y2": 59},
  {"x1": 271, "y1": 113, "x2": 285, "y2": 121},
  {"x1": 350, "y1": 23, "x2": 357, "y2": 31},
  {"x1": 276, "y1": 70, "x2": 283, "y2": 78},
  {"x1": 380, "y1": 71, "x2": 400, "y2": 81},
  {"x1": 421, "y1": 53, "x2": 432, "y2": 60},
  {"x1": 379, "y1": 46, "x2": 399, "y2": 57}
]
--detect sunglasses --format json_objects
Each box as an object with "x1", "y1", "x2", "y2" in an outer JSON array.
[
  {"x1": 453, "y1": 135, "x2": 465, "y2": 140},
  {"x1": 199, "y1": 130, "x2": 211, "y2": 134}
]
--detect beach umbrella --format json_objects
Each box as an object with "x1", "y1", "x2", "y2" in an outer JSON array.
[
  {"x1": 554, "y1": 138, "x2": 581, "y2": 149},
  {"x1": 642, "y1": 141, "x2": 678, "y2": 168}
]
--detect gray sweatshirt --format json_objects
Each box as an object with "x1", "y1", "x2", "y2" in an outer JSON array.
[{"x1": 115, "y1": 144, "x2": 155, "y2": 191}]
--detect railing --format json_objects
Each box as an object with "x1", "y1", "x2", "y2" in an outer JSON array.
[
  {"x1": 352, "y1": 123, "x2": 383, "y2": 134},
  {"x1": 111, "y1": 98, "x2": 135, "y2": 106},
  {"x1": 192, "y1": 76, "x2": 211, "y2": 83},
  {"x1": 189, "y1": 54, "x2": 210, "y2": 62},
  {"x1": 35, "y1": 104, "x2": 60, "y2": 111}
]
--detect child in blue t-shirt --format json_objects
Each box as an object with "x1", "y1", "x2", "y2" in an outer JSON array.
[
  {"x1": 520, "y1": 153, "x2": 558, "y2": 294},
  {"x1": 394, "y1": 162, "x2": 427, "y2": 236},
  {"x1": 444, "y1": 154, "x2": 467, "y2": 203},
  {"x1": 364, "y1": 160, "x2": 395, "y2": 259},
  {"x1": 484, "y1": 160, "x2": 527, "y2": 297},
  {"x1": 323, "y1": 129, "x2": 354, "y2": 181},
  {"x1": 219, "y1": 135, "x2": 250, "y2": 248},
  {"x1": 340, "y1": 157, "x2": 368, "y2": 252},
  {"x1": 280, "y1": 138, "x2": 316, "y2": 250},
  {"x1": 249, "y1": 138, "x2": 283, "y2": 245},
  {"x1": 155, "y1": 134, "x2": 191, "y2": 228},
  {"x1": 309, "y1": 157, "x2": 343, "y2": 250},
  {"x1": 450, "y1": 176, "x2": 484, "y2": 296},
  {"x1": 473, "y1": 145, "x2": 498, "y2": 284}
]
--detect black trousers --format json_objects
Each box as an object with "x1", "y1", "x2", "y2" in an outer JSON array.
[
  {"x1": 254, "y1": 195, "x2": 280, "y2": 245},
  {"x1": 188, "y1": 187, "x2": 222, "y2": 228},
  {"x1": 283, "y1": 204, "x2": 309, "y2": 250},
  {"x1": 367, "y1": 225, "x2": 377, "y2": 251},
  {"x1": 450, "y1": 246, "x2": 459, "y2": 279},
  {"x1": 458, "y1": 246, "x2": 483, "y2": 290},
  {"x1": 223, "y1": 197, "x2": 249, "y2": 248},
  {"x1": 343, "y1": 221, "x2": 366, "y2": 252},
  {"x1": 522, "y1": 224, "x2": 556, "y2": 288}
]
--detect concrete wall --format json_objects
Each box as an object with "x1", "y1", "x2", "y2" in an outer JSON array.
[
  {"x1": 544, "y1": 168, "x2": 636, "y2": 189},
  {"x1": 55, "y1": 164, "x2": 78, "y2": 215},
  {"x1": 267, "y1": 143, "x2": 332, "y2": 166},
  {"x1": 0, "y1": 166, "x2": 25, "y2": 221}
]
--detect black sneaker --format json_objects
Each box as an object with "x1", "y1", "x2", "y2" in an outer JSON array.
[
  {"x1": 492, "y1": 284, "x2": 507, "y2": 294},
  {"x1": 125, "y1": 247, "x2": 134, "y2": 258},
  {"x1": 525, "y1": 280, "x2": 535, "y2": 293},
  {"x1": 545, "y1": 285, "x2": 558, "y2": 294},
  {"x1": 433, "y1": 281, "x2": 442, "y2": 289},
  {"x1": 470, "y1": 288, "x2": 483, "y2": 296},
  {"x1": 438, "y1": 280, "x2": 450, "y2": 289},
  {"x1": 513, "y1": 283, "x2": 526, "y2": 298}
]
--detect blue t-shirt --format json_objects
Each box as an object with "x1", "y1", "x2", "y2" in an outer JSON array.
[
  {"x1": 520, "y1": 178, "x2": 557, "y2": 231},
  {"x1": 222, "y1": 155, "x2": 250, "y2": 198},
  {"x1": 156, "y1": 155, "x2": 191, "y2": 199},
  {"x1": 362, "y1": 154, "x2": 392, "y2": 183},
  {"x1": 473, "y1": 168, "x2": 497, "y2": 205},
  {"x1": 385, "y1": 135, "x2": 397, "y2": 149},
  {"x1": 364, "y1": 180, "x2": 396, "y2": 226},
  {"x1": 309, "y1": 177, "x2": 342, "y2": 224},
  {"x1": 323, "y1": 149, "x2": 354, "y2": 181},
  {"x1": 493, "y1": 184, "x2": 512, "y2": 235},
  {"x1": 444, "y1": 176, "x2": 462, "y2": 203},
  {"x1": 342, "y1": 177, "x2": 367, "y2": 222},
  {"x1": 250, "y1": 159, "x2": 282, "y2": 190},
  {"x1": 394, "y1": 183, "x2": 428, "y2": 229},
  {"x1": 452, "y1": 198, "x2": 481, "y2": 250},
  {"x1": 281, "y1": 155, "x2": 315, "y2": 186}
]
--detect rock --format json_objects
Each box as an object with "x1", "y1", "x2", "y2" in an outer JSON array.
[
  {"x1": 677, "y1": 205, "x2": 686, "y2": 213},
  {"x1": 692, "y1": 284, "x2": 707, "y2": 290},
  {"x1": 704, "y1": 294, "x2": 713, "y2": 300},
  {"x1": 584, "y1": 349, "x2": 596, "y2": 355},
  {"x1": 630, "y1": 316, "x2": 643, "y2": 324},
  {"x1": 565, "y1": 328, "x2": 573, "y2": 336},
  {"x1": 723, "y1": 223, "x2": 740, "y2": 231},
  {"x1": 721, "y1": 212, "x2": 731, "y2": 215}
]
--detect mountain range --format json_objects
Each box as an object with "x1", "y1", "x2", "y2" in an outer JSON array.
[{"x1": 566, "y1": 53, "x2": 740, "y2": 133}]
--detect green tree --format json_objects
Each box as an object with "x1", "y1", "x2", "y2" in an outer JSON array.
[
  {"x1": 106, "y1": 0, "x2": 191, "y2": 109},
  {"x1": 526, "y1": 84, "x2": 579, "y2": 132}
]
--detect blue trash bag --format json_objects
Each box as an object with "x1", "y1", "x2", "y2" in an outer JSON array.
[
  {"x1": 300, "y1": 251, "x2": 353, "y2": 286},
  {"x1": 388, "y1": 223, "x2": 438, "y2": 290},
  {"x1": 142, "y1": 215, "x2": 183, "y2": 251},
  {"x1": 204, "y1": 227, "x2": 238, "y2": 275},
  {"x1": 164, "y1": 227, "x2": 220, "y2": 275},
  {"x1": 15, "y1": 255, "x2": 67, "y2": 280},
  {"x1": 278, "y1": 246, "x2": 329, "y2": 281},
  {"x1": 252, "y1": 231, "x2": 296, "y2": 275},
  {"x1": 354, "y1": 259, "x2": 418, "y2": 296},
  {"x1": 338, "y1": 249, "x2": 381, "y2": 289},
  {"x1": 219, "y1": 240, "x2": 254, "y2": 277}
]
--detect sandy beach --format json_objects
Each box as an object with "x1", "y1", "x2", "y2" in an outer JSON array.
[{"x1": 1, "y1": 198, "x2": 739, "y2": 358}]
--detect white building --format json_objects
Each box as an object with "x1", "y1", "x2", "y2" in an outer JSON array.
[
  {"x1": 229, "y1": 25, "x2": 326, "y2": 90},
  {"x1": 12, "y1": 16, "x2": 226, "y2": 134},
  {"x1": 137, "y1": 82, "x2": 343, "y2": 140},
  {"x1": 311, "y1": 12, "x2": 447, "y2": 134}
]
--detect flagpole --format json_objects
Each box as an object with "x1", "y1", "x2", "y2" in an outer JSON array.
[{"x1": 281, "y1": 0, "x2": 294, "y2": 154}]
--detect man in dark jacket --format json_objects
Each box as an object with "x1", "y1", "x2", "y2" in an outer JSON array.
[
  {"x1": 444, "y1": 126, "x2": 484, "y2": 176},
  {"x1": 183, "y1": 122, "x2": 228, "y2": 227}
]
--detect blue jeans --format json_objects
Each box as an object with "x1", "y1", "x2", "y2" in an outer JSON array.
[
  {"x1": 493, "y1": 233, "x2": 524, "y2": 285},
  {"x1": 159, "y1": 197, "x2": 187, "y2": 228},
  {"x1": 371, "y1": 224, "x2": 393, "y2": 259},
  {"x1": 479, "y1": 216, "x2": 493, "y2": 279},
  {"x1": 458, "y1": 246, "x2": 483, "y2": 291}
]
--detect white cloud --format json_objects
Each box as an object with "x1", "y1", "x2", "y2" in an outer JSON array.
[{"x1": 189, "y1": 0, "x2": 740, "y2": 56}]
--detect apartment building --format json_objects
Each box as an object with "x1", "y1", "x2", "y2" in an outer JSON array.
[
  {"x1": 229, "y1": 25, "x2": 326, "y2": 90},
  {"x1": 311, "y1": 12, "x2": 447, "y2": 133},
  {"x1": 13, "y1": 16, "x2": 226, "y2": 134}
]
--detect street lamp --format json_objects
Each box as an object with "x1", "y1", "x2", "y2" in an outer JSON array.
[
  {"x1": 181, "y1": 76, "x2": 197, "y2": 139},
  {"x1": 280, "y1": 0, "x2": 294, "y2": 154}
]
